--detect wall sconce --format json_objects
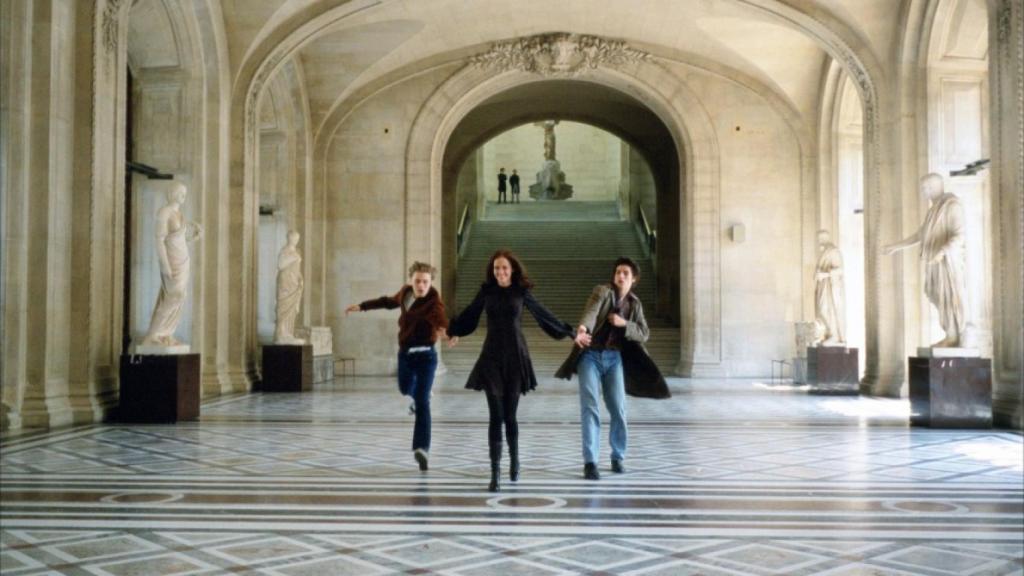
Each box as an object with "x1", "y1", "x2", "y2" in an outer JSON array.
[{"x1": 729, "y1": 223, "x2": 746, "y2": 243}]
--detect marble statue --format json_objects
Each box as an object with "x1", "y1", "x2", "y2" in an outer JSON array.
[
  {"x1": 139, "y1": 181, "x2": 202, "y2": 351},
  {"x1": 814, "y1": 229, "x2": 846, "y2": 346},
  {"x1": 529, "y1": 120, "x2": 574, "y2": 200},
  {"x1": 883, "y1": 173, "x2": 967, "y2": 348},
  {"x1": 274, "y1": 230, "x2": 305, "y2": 345}
]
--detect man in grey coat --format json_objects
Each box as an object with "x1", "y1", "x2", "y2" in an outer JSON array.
[{"x1": 556, "y1": 257, "x2": 669, "y2": 480}]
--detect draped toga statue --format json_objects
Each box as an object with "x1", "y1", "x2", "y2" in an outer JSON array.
[
  {"x1": 814, "y1": 229, "x2": 845, "y2": 346},
  {"x1": 140, "y1": 181, "x2": 202, "y2": 350},
  {"x1": 883, "y1": 173, "x2": 967, "y2": 348},
  {"x1": 274, "y1": 230, "x2": 305, "y2": 344}
]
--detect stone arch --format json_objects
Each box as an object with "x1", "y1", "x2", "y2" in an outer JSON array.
[
  {"x1": 403, "y1": 60, "x2": 723, "y2": 374},
  {"x1": 92, "y1": 0, "x2": 235, "y2": 399}
]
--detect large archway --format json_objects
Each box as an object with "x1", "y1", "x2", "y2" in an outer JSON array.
[
  {"x1": 402, "y1": 57, "x2": 724, "y2": 376},
  {"x1": 439, "y1": 80, "x2": 680, "y2": 326}
]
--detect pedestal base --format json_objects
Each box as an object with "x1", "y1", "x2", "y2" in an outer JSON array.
[
  {"x1": 262, "y1": 344, "x2": 313, "y2": 392},
  {"x1": 909, "y1": 356, "x2": 992, "y2": 428},
  {"x1": 312, "y1": 355, "x2": 334, "y2": 384},
  {"x1": 806, "y1": 346, "x2": 859, "y2": 395},
  {"x1": 119, "y1": 353, "x2": 200, "y2": 423}
]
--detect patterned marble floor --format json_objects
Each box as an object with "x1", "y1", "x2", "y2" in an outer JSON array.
[{"x1": 2, "y1": 376, "x2": 1022, "y2": 575}]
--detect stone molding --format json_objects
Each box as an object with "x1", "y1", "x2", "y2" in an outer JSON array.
[{"x1": 470, "y1": 33, "x2": 649, "y2": 77}]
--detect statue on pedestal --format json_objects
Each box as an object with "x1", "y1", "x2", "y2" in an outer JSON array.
[
  {"x1": 274, "y1": 230, "x2": 305, "y2": 345},
  {"x1": 814, "y1": 229, "x2": 846, "y2": 346},
  {"x1": 883, "y1": 173, "x2": 967, "y2": 349},
  {"x1": 529, "y1": 120, "x2": 574, "y2": 200},
  {"x1": 139, "y1": 181, "x2": 201, "y2": 352}
]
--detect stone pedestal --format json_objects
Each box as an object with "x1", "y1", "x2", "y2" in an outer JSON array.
[
  {"x1": 295, "y1": 327, "x2": 334, "y2": 384},
  {"x1": 262, "y1": 344, "x2": 313, "y2": 392},
  {"x1": 909, "y1": 356, "x2": 992, "y2": 428},
  {"x1": 312, "y1": 355, "x2": 334, "y2": 384},
  {"x1": 806, "y1": 346, "x2": 859, "y2": 394},
  {"x1": 119, "y1": 353, "x2": 200, "y2": 423}
]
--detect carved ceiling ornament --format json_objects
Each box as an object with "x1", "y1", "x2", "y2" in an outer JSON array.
[{"x1": 471, "y1": 33, "x2": 649, "y2": 76}]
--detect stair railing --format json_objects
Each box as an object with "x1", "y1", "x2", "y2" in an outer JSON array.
[
  {"x1": 456, "y1": 203, "x2": 470, "y2": 255},
  {"x1": 638, "y1": 205, "x2": 657, "y2": 255}
]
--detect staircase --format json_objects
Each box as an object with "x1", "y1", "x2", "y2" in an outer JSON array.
[{"x1": 446, "y1": 201, "x2": 680, "y2": 376}]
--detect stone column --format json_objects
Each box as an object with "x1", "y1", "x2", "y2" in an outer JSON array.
[
  {"x1": 989, "y1": 0, "x2": 1024, "y2": 428},
  {"x1": 11, "y1": 0, "x2": 81, "y2": 428},
  {"x1": 863, "y1": 88, "x2": 908, "y2": 398}
]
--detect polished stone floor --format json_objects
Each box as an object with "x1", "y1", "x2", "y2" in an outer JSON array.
[{"x1": 2, "y1": 376, "x2": 1022, "y2": 575}]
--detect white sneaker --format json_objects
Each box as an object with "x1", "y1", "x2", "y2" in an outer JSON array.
[{"x1": 414, "y1": 448, "x2": 428, "y2": 471}]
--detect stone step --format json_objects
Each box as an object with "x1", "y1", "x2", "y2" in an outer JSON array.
[{"x1": 482, "y1": 200, "x2": 621, "y2": 222}]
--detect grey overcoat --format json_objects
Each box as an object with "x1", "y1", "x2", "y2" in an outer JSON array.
[{"x1": 554, "y1": 284, "x2": 670, "y2": 399}]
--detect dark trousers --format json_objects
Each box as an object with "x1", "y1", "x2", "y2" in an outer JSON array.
[
  {"x1": 498, "y1": 188, "x2": 507, "y2": 203},
  {"x1": 484, "y1": 390, "x2": 519, "y2": 461},
  {"x1": 511, "y1": 185, "x2": 520, "y2": 202},
  {"x1": 397, "y1": 348, "x2": 438, "y2": 451}
]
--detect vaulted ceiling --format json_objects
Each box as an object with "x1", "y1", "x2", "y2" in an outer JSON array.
[{"x1": 219, "y1": 0, "x2": 987, "y2": 144}]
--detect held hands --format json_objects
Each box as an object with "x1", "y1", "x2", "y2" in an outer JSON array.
[
  {"x1": 344, "y1": 304, "x2": 360, "y2": 315},
  {"x1": 436, "y1": 329, "x2": 458, "y2": 348},
  {"x1": 607, "y1": 313, "x2": 627, "y2": 328},
  {"x1": 574, "y1": 325, "x2": 592, "y2": 349}
]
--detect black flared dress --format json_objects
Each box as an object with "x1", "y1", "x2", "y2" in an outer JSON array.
[{"x1": 448, "y1": 284, "x2": 574, "y2": 397}]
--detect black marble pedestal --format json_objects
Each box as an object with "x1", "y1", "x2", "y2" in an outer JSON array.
[
  {"x1": 119, "y1": 353, "x2": 200, "y2": 423},
  {"x1": 806, "y1": 346, "x2": 859, "y2": 395},
  {"x1": 909, "y1": 356, "x2": 992, "y2": 428},
  {"x1": 262, "y1": 344, "x2": 313, "y2": 392}
]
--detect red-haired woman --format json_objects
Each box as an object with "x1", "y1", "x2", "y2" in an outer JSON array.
[{"x1": 447, "y1": 250, "x2": 583, "y2": 492}]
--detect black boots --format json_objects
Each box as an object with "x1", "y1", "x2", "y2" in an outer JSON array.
[
  {"x1": 509, "y1": 442, "x2": 520, "y2": 482},
  {"x1": 488, "y1": 442, "x2": 502, "y2": 492},
  {"x1": 489, "y1": 460, "x2": 501, "y2": 492}
]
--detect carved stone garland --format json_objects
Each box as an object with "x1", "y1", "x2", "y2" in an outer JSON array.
[{"x1": 471, "y1": 33, "x2": 649, "y2": 76}]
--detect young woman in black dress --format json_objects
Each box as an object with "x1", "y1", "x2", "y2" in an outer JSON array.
[{"x1": 447, "y1": 249, "x2": 584, "y2": 492}]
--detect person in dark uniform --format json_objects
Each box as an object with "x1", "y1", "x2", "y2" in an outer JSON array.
[
  {"x1": 497, "y1": 167, "x2": 508, "y2": 204},
  {"x1": 509, "y1": 169, "x2": 520, "y2": 203},
  {"x1": 447, "y1": 249, "x2": 585, "y2": 492}
]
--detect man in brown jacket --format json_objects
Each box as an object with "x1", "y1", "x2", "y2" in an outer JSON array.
[{"x1": 556, "y1": 257, "x2": 669, "y2": 480}]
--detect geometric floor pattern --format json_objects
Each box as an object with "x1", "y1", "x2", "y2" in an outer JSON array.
[{"x1": 3, "y1": 376, "x2": 1022, "y2": 575}]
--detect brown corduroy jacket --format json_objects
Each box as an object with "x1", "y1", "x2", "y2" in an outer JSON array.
[{"x1": 360, "y1": 286, "x2": 448, "y2": 348}]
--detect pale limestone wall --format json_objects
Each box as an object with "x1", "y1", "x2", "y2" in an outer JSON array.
[
  {"x1": 481, "y1": 122, "x2": 621, "y2": 202},
  {"x1": 326, "y1": 67, "x2": 457, "y2": 375},
  {"x1": 626, "y1": 147, "x2": 657, "y2": 230},
  {"x1": 684, "y1": 68, "x2": 804, "y2": 377}
]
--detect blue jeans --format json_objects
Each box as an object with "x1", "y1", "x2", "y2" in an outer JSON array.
[
  {"x1": 397, "y1": 348, "x2": 437, "y2": 452},
  {"x1": 578, "y1": 349, "x2": 627, "y2": 465}
]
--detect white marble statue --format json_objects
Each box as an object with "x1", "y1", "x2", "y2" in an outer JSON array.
[
  {"x1": 883, "y1": 173, "x2": 967, "y2": 348},
  {"x1": 273, "y1": 230, "x2": 305, "y2": 345},
  {"x1": 814, "y1": 229, "x2": 846, "y2": 346},
  {"x1": 140, "y1": 181, "x2": 202, "y2": 351}
]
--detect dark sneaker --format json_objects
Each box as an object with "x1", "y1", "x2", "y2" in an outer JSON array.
[
  {"x1": 414, "y1": 449, "x2": 428, "y2": 471},
  {"x1": 611, "y1": 459, "x2": 625, "y2": 473},
  {"x1": 583, "y1": 462, "x2": 600, "y2": 480}
]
